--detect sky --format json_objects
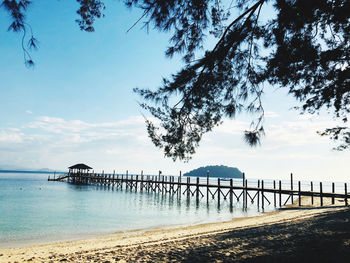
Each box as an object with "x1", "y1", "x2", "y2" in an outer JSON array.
[{"x1": 0, "y1": 1, "x2": 349, "y2": 182}]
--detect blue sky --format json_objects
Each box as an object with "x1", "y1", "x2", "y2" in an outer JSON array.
[{"x1": 0, "y1": 1, "x2": 349, "y2": 182}]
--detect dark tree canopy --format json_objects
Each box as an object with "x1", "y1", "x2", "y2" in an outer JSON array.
[{"x1": 2, "y1": 0, "x2": 350, "y2": 161}]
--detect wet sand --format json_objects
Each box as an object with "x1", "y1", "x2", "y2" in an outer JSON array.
[{"x1": 1, "y1": 198, "x2": 350, "y2": 262}]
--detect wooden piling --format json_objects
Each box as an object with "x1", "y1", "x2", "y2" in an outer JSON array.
[
  {"x1": 206, "y1": 170, "x2": 209, "y2": 203},
  {"x1": 147, "y1": 175, "x2": 150, "y2": 193},
  {"x1": 170, "y1": 176, "x2": 173, "y2": 194},
  {"x1": 126, "y1": 173, "x2": 128, "y2": 190},
  {"x1": 261, "y1": 180, "x2": 264, "y2": 210},
  {"x1": 320, "y1": 182, "x2": 323, "y2": 206},
  {"x1": 332, "y1": 182, "x2": 335, "y2": 205},
  {"x1": 345, "y1": 183, "x2": 348, "y2": 206},
  {"x1": 242, "y1": 173, "x2": 246, "y2": 208},
  {"x1": 217, "y1": 178, "x2": 221, "y2": 206},
  {"x1": 178, "y1": 176, "x2": 181, "y2": 197},
  {"x1": 230, "y1": 179, "x2": 233, "y2": 207},
  {"x1": 187, "y1": 177, "x2": 190, "y2": 197},
  {"x1": 290, "y1": 173, "x2": 293, "y2": 204},
  {"x1": 135, "y1": 175, "x2": 138, "y2": 192},
  {"x1": 141, "y1": 174, "x2": 144, "y2": 191},
  {"x1": 196, "y1": 177, "x2": 199, "y2": 200},
  {"x1": 273, "y1": 180, "x2": 276, "y2": 207},
  {"x1": 279, "y1": 180, "x2": 282, "y2": 207},
  {"x1": 245, "y1": 179, "x2": 248, "y2": 209},
  {"x1": 311, "y1": 181, "x2": 314, "y2": 205},
  {"x1": 257, "y1": 180, "x2": 260, "y2": 209},
  {"x1": 298, "y1": 181, "x2": 301, "y2": 206}
]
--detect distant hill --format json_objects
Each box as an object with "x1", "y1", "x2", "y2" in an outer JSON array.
[{"x1": 184, "y1": 165, "x2": 243, "y2": 178}]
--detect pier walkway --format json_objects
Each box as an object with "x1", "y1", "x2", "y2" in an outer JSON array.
[{"x1": 49, "y1": 171, "x2": 349, "y2": 209}]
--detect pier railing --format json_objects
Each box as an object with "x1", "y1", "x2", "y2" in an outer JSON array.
[{"x1": 48, "y1": 171, "x2": 349, "y2": 209}]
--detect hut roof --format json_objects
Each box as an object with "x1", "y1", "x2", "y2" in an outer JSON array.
[{"x1": 69, "y1": 163, "x2": 92, "y2": 170}]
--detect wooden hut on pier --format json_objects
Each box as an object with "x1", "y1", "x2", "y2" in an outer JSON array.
[{"x1": 68, "y1": 163, "x2": 92, "y2": 184}]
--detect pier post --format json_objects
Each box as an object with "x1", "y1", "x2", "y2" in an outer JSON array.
[
  {"x1": 242, "y1": 173, "x2": 246, "y2": 209},
  {"x1": 136, "y1": 175, "x2": 138, "y2": 192},
  {"x1": 332, "y1": 182, "x2": 335, "y2": 205},
  {"x1": 141, "y1": 174, "x2": 143, "y2": 192},
  {"x1": 320, "y1": 182, "x2": 323, "y2": 206},
  {"x1": 170, "y1": 176, "x2": 172, "y2": 194},
  {"x1": 163, "y1": 176, "x2": 166, "y2": 193},
  {"x1": 151, "y1": 176, "x2": 154, "y2": 192},
  {"x1": 298, "y1": 181, "x2": 301, "y2": 206},
  {"x1": 187, "y1": 177, "x2": 190, "y2": 197},
  {"x1": 206, "y1": 170, "x2": 209, "y2": 203},
  {"x1": 290, "y1": 173, "x2": 294, "y2": 204},
  {"x1": 279, "y1": 180, "x2": 282, "y2": 207},
  {"x1": 178, "y1": 176, "x2": 181, "y2": 198},
  {"x1": 196, "y1": 177, "x2": 199, "y2": 200},
  {"x1": 273, "y1": 180, "x2": 276, "y2": 207},
  {"x1": 130, "y1": 175, "x2": 133, "y2": 190},
  {"x1": 257, "y1": 180, "x2": 260, "y2": 209},
  {"x1": 141, "y1": 171, "x2": 144, "y2": 190},
  {"x1": 230, "y1": 179, "x2": 233, "y2": 207},
  {"x1": 171, "y1": 176, "x2": 175, "y2": 194},
  {"x1": 147, "y1": 175, "x2": 150, "y2": 193},
  {"x1": 169, "y1": 176, "x2": 171, "y2": 194},
  {"x1": 261, "y1": 180, "x2": 264, "y2": 210},
  {"x1": 217, "y1": 178, "x2": 221, "y2": 206},
  {"x1": 345, "y1": 183, "x2": 348, "y2": 206},
  {"x1": 245, "y1": 179, "x2": 248, "y2": 209},
  {"x1": 126, "y1": 171, "x2": 128, "y2": 190},
  {"x1": 311, "y1": 181, "x2": 314, "y2": 205}
]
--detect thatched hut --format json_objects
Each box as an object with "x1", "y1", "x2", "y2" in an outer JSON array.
[{"x1": 68, "y1": 163, "x2": 92, "y2": 173}]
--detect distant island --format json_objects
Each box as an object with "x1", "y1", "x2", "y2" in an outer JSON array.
[{"x1": 184, "y1": 165, "x2": 243, "y2": 178}]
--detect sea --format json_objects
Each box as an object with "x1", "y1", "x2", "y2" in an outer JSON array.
[
  {"x1": 0, "y1": 172, "x2": 261, "y2": 248},
  {"x1": 0, "y1": 172, "x2": 346, "y2": 248}
]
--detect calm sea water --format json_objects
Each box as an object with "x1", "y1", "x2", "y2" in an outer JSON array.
[{"x1": 0, "y1": 173, "x2": 264, "y2": 248}]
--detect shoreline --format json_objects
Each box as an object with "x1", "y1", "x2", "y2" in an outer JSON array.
[
  {"x1": 0, "y1": 204, "x2": 264, "y2": 249},
  {"x1": 1, "y1": 197, "x2": 348, "y2": 262},
  {"x1": 0, "y1": 211, "x2": 262, "y2": 250}
]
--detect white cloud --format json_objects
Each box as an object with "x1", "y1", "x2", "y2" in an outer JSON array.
[
  {"x1": 0, "y1": 114, "x2": 349, "y2": 182},
  {"x1": 25, "y1": 110, "x2": 33, "y2": 114},
  {"x1": 0, "y1": 129, "x2": 24, "y2": 143}
]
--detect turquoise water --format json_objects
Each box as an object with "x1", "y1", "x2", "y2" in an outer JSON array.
[{"x1": 0, "y1": 173, "x2": 261, "y2": 248}]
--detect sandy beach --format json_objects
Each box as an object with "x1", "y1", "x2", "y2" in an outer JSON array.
[{"x1": 1, "y1": 197, "x2": 350, "y2": 262}]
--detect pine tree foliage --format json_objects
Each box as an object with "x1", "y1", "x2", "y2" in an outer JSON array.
[{"x1": 2, "y1": 0, "x2": 350, "y2": 160}]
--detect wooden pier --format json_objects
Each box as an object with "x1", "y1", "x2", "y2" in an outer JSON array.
[{"x1": 48, "y1": 170, "x2": 349, "y2": 209}]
